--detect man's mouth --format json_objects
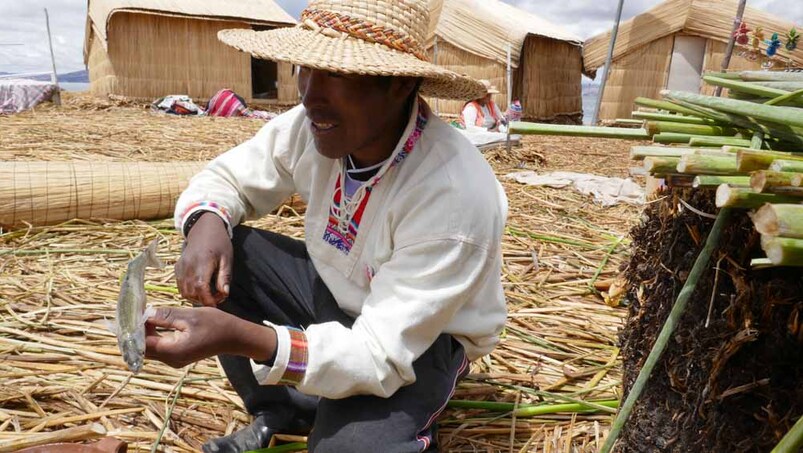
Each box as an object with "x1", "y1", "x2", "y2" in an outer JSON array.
[{"x1": 311, "y1": 121, "x2": 337, "y2": 133}]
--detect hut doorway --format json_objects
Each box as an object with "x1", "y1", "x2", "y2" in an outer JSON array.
[
  {"x1": 666, "y1": 35, "x2": 706, "y2": 93},
  {"x1": 251, "y1": 25, "x2": 279, "y2": 100}
]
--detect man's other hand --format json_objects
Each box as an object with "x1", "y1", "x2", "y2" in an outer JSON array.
[
  {"x1": 145, "y1": 307, "x2": 278, "y2": 368},
  {"x1": 176, "y1": 213, "x2": 233, "y2": 306}
]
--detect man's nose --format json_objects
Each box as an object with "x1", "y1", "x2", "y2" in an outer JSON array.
[{"x1": 299, "y1": 69, "x2": 328, "y2": 107}]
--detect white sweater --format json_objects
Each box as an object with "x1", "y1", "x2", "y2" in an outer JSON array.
[{"x1": 175, "y1": 98, "x2": 508, "y2": 399}]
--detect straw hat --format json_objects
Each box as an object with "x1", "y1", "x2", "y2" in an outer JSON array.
[
  {"x1": 218, "y1": 0, "x2": 486, "y2": 100},
  {"x1": 479, "y1": 80, "x2": 500, "y2": 95}
]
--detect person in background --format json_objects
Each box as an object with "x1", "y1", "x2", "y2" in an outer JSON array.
[{"x1": 461, "y1": 79, "x2": 507, "y2": 132}]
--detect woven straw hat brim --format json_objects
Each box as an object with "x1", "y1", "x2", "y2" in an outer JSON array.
[{"x1": 219, "y1": 28, "x2": 486, "y2": 101}]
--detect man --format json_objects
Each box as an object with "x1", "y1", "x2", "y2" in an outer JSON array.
[
  {"x1": 460, "y1": 80, "x2": 507, "y2": 132},
  {"x1": 144, "y1": 1, "x2": 508, "y2": 452}
]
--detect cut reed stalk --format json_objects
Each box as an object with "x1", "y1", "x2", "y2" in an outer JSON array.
[
  {"x1": 631, "y1": 112, "x2": 720, "y2": 125},
  {"x1": 737, "y1": 150, "x2": 801, "y2": 172},
  {"x1": 761, "y1": 236, "x2": 803, "y2": 266},
  {"x1": 750, "y1": 171, "x2": 800, "y2": 193},
  {"x1": 688, "y1": 137, "x2": 752, "y2": 148},
  {"x1": 771, "y1": 160, "x2": 803, "y2": 173},
  {"x1": 645, "y1": 121, "x2": 739, "y2": 137},
  {"x1": 715, "y1": 186, "x2": 801, "y2": 209},
  {"x1": 643, "y1": 157, "x2": 680, "y2": 174},
  {"x1": 509, "y1": 122, "x2": 650, "y2": 140},
  {"x1": 692, "y1": 176, "x2": 751, "y2": 188},
  {"x1": 677, "y1": 155, "x2": 739, "y2": 175},
  {"x1": 754, "y1": 204, "x2": 803, "y2": 238},
  {"x1": 633, "y1": 97, "x2": 703, "y2": 117},
  {"x1": 629, "y1": 146, "x2": 697, "y2": 161}
]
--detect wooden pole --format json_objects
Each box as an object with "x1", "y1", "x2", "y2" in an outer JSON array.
[
  {"x1": 713, "y1": 0, "x2": 749, "y2": 97},
  {"x1": 591, "y1": 0, "x2": 625, "y2": 125},
  {"x1": 44, "y1": 8, "x2": 61, "y2": 106},
  {"x1": 506, "y1": 42, "x2": 512, "y2": 154}
]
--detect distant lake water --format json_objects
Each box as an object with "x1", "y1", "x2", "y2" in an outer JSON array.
[{"x1": 60, "y1": 82, "x2": 90, "y2": 92}]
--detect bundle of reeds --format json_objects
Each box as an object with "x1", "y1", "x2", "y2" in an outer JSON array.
[
  {"x1": 0, "y1": 161, "x2": 205, "y2": 229},
  {"x1": 511, "y1": 70, "x2": 803, "y2": 268}
]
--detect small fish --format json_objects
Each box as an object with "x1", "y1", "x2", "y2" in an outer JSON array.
[{"x1": 106, "y1": 239, "x2": 163, "y2": 373}]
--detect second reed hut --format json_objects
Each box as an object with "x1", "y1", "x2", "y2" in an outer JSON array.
[
  {"x1": 84, "y1": 0, "x2": 298, "y2": 103},
  {"x1": 584, "y1": 0, "x2": 803, "y2": 121},
  {"x1": 427, "y1": 0, "x2": 584, "y2": 123}
]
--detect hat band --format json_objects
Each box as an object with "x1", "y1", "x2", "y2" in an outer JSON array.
[{"x1": 299, "y1": 8, "x2": 429, "y2": 62}]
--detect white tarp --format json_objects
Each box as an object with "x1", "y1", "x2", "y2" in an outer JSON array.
[
  {"x1": 458, "y1": 128, "x2": 521, "y2": 150},
  {"x1": 505, "y1": 171, "x2": 645, "y2": 206},
  {"x1": 0, "y1": 79, "x2": 57, "y2": 114}
]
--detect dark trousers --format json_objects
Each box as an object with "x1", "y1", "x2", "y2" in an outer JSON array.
[{"x1": 218, "y1": 226, "x2": 468, "y2": 453}]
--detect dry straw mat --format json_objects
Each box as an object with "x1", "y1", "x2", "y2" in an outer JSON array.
[{"x1": 218, "y1": 0, "x2": 486, "y2": 100}]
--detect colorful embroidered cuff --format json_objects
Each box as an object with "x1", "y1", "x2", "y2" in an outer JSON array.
[
  {"x1": 176, "y1": 201, "x2": 233, "y2": 238},
  {"x1": 280, "y1": 327, "x2": 309, "y2": 386},
  {"x1": 250, "y1": 322, "x2": 290, "y2": 386},
  {"x1": 250, "y1": 323, "x2": 308, "y2": 387}
]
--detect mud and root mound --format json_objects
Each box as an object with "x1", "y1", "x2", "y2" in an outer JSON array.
[{"x1": 618, "y1": 188, "x2": 803, "y2": 452}]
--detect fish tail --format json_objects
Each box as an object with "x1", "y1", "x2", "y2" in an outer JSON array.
[{"x1": 144, "y1": 239, "x2": 164, "y2": 269}]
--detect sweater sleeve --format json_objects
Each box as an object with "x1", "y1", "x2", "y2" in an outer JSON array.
[
  {"x1": 174, "y1": 107, "x2": 305, "y2": 236},
  {"x1": 295, "y1": 238, "x2": 497, "y2": 399}
]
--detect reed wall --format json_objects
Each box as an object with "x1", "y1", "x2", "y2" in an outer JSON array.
[
  {"x1": 516, "y1": 36, "x2": 582, "y2": 120},
  {"x1": 599, "y1": 34, "x2": 675, "y2": 121}
]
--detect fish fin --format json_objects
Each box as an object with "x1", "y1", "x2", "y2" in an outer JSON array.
[
  {"x1": 102, "y1": 319, "x2": 119, "y2": 335},
  {"x1": 145, "y1": 239, "x2": 164, "y2": 269},
  {"x1": 141, "y1": 304, "x2": 157, "y2": 326}
]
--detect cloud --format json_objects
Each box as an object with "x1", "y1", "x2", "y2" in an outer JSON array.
[
  {"x1": 0, "y1": 0, "x2": 87, "y2": 74},
  {"x1": 1, "y1": 0, "x2": 801, "y2": 74}
]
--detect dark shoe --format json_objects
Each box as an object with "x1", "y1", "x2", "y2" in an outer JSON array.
[{"x1": 202, "y1": 413, "x2": 312, "y2": 453}]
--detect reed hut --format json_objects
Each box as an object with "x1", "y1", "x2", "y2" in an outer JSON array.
[
  {"x1": 427, "y1": 0, "x2": 584, "y2": 123},
  {"x1": 83, "y1": 0, "x2": 298, "y2": 103},
  {"x1": 583, "y1": 0, "x2": 803, "y2": 121}
]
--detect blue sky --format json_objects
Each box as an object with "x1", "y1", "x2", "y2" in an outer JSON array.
[{"x1": 1, "y1": 0, "x2": 801, "y2": 75}]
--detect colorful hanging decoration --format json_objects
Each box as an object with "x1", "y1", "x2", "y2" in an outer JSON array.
[
  {"x1": 733, "y1": 22, "x2": 750, "y2": 45},
  {"x1": 732, "y1": 23, "x2": 797, "y2": 70},
  {"x1": 751, "y1": 27, "x2": 765, "y2": 52},
  {"x1": 765, "y1": 32, "x2": 782, "y2": 57},
  {"x1": 786, "y1": 28, "x2": 800, "y2": 52}
]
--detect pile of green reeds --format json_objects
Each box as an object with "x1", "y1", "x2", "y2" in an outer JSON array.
[{"x1": 511, "y1": 69, "x2": 803, "y2": 268}]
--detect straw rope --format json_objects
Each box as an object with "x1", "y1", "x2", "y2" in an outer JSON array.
[
  {"x1": 0, "y1": 162, "x2": 205, "y2": 229},
  {"x1": 300, "y1": 8, "x2": 428, "y2": 61}
]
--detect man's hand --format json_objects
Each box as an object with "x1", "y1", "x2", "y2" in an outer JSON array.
[
  {"x1": 176, "y1": 213, "x2": 233, "y2": 306},
  {"x1": 145, "y1": 307, "x2": 277, "y2": 369}
]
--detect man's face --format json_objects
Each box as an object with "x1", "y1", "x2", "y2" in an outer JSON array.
[{"x1": 297, "y1": 67, "x2": 414, "y2": 160}]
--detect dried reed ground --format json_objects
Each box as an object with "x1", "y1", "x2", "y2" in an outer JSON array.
[{"x1": 0, "y1": 95, "x2": 642, "y2": 452}]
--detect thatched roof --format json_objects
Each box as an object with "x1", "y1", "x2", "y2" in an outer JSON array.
[
  {"x1": 428, "y1": 0, "x2": 582, "y2": 68},
  {"x1": 85, "y1": 0, "x2": 296, "y2": 51},
  {"x1": 583, "y1": 0, "x2": 803, "y2": 75}
]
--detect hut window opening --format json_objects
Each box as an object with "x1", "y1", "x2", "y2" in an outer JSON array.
[{"x1": 251, "y1": 25, "x2": 279, "y2": 99}]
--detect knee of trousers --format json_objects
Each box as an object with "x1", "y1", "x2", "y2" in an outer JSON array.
[
  {"x1": 310, "y1": 424, "x2": 429, "y2": 453},
  {"x1": 309, "y1": 427, "x2": 405, "y2": 453}
]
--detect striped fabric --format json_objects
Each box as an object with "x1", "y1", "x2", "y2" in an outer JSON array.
[
  {"x1": 205, "y1": 89, "x2": 276, "y2": 120},
  {"x1": 279, "y1": 327, "x2": 308, "y2": 386},
  {"x1": 206, "y1": 89, "x2": 249, "y2": 117}
]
